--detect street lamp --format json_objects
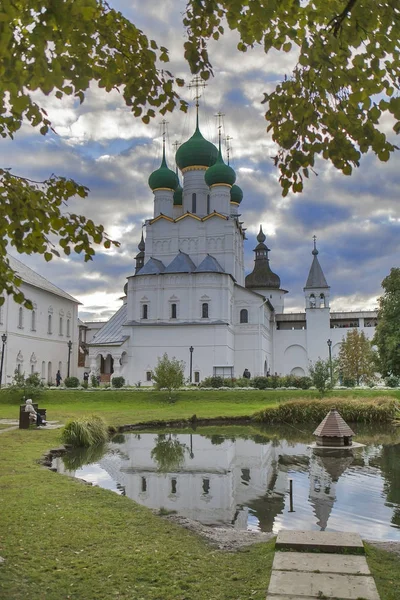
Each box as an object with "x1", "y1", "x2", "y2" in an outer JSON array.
[
  {"x1": 67, "y1": 340, "x2": 73, "y2": 377},
  {"x1": 327, "y1": 339, "x2": 333, "y2": 385},
  {"x1": 189, "y1": 346, "x2": 194, "y2": 383},
  {"x1": 0, "y1": 333, "x2": 7, "y2": 389}
]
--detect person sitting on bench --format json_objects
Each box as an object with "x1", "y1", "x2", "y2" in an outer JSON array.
[{"x1": 25, "y1": 399, "x2": 46, "y2": 427}]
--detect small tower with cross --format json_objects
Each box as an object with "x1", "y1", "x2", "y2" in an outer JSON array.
[{"x1": 304, "y1": 236, "x2": 331, "y2": 363}]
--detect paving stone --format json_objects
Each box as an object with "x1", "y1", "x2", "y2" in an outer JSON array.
[
  {"x1": 272, "y1": 551, "x2": 370, "y2": 574},
  {"x1": 275, "y1": 530, "x2": 364, "y2": 553},
  {"x1": 268, "y1": 571, "x2": 380, "y2": 600}
]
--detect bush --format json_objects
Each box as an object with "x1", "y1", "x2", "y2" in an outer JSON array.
[
  {"x1": 342, "y1": 376, "x2": 356, "y2": 388},
  {"x1": 253, "y1": 397, "x2": 398, "y2": 424},
  {"x1": 61, "y1": 415, "x2": 109, "y2": 447},
  {"x1": 0, "y1": 385, "x2": 43, "y2": 404},
  {"x1": 200, "y1": 376, "x2": 225, "y2": 388},
  {"x1": 91, "y1": 374, "x2": 99, "y2": 387},
  {"x1": 25, "y1": 372, "x2": 43, "y2": 387},
  {"x1": 385, "y1": 375, "x2": 399, "y2": 388},
  {"x1": 111, "y1": 376, "x2": 125, "y2": 388},
  {"x1": 81, "y1": 380, "x2": 88, "y2": 389},
  {"x1": 297, "y1": 376, "x2": 312, "y2": 390},
  {"x1": 235, "y1": 377, "x2": 252, "y2": 387},
  {"x1": 251, "y1": 376, "x2": 272, "y2": 390},
  {"x1": 64, "y1": 376, "x2": 80, "y2": 388}
]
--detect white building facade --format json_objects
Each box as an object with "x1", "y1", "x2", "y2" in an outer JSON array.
[
  {"x1": 86, "y1": 117, "x2": 377, "y2": 385},
  {"x1": 0, "y1": 256, "x2": 80, "y2": 386}
]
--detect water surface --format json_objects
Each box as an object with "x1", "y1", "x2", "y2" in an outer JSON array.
[{"x1": 53, "y1": 424, "x2": 400, "y2": 540}]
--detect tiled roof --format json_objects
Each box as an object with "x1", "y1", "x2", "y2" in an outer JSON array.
[
  {"x1": 89, "y1": 304, "x2": 128, "y2": 346},
  {"x1": 313, "y1": 409, "x2": 355, "y2": 438},
  {"x1": 8, "y1": 254, "x2": 80, "y2": 303},
  {"x1": 305, "y1": 255, "x2": 329, "y2": 289},
  {"x1": 164, "y1": 251, "x2": 196, "y2": 273},
  {"x1": 136, "y1": 257, "x2": 165, "y2": 275},
  {"x1": 195, "y1": 254, "x2": 225, "y2": 274}
]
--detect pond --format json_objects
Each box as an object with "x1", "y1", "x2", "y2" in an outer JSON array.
[{"x1": 53, "y1": 424, "x2": 400, "y2": 540}]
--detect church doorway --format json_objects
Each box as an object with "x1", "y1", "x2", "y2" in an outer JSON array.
[{"x1": 100, "y1": 354, "x2": 114, "y2": 382}]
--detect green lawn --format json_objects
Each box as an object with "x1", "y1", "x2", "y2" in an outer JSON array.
[{"x1": 0, "y1": 389, "x2": 399, "y2": 599}]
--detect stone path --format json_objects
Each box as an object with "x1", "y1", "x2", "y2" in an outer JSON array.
[
  {"x1": 266, "y1": 530, "x2": 380, "y2": 600},
  {"x1": 0, "y1": 419, "x2": 62, "y2": 433}
]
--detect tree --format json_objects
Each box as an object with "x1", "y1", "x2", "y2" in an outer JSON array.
[
  {"x1": 152, "y1": 353, "x2": 185, "y2": 401},
  {"x1": 309, "y1": 358, "x2": 334, "y2": 395},
  {"x1": 373, "y1": 268, "x2": 400, "y2": 377},
  {"x1": 1, "y1": 0, "x2": 186, "y2": 306},
  {"x1": 150, "y1": 434, "x2": 188, "y2": 472},
  {"x1": 4, "y1": 1, "x2": 400, "y2": 302},
  {"x1": 338, "y1": 329, "x2": 377, "y2": 385},
  {"x1": 184, "y1": 1, "x2": 400, "y2": 195}
]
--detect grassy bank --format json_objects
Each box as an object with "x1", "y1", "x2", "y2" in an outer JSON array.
[
  {"x1": 1, "y1": 390, "x2": 400, "y2": 599},
  {"x1": 254, "y1": 397, "x2": 399, "y2": 424}
]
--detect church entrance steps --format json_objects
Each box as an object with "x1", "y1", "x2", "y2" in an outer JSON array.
[{"x1": 266, "y1": 530, "x2": 380, "y2": 600}]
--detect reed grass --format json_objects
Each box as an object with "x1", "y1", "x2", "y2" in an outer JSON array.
[
  {"x1": 61, "y1": 415, "x2": 109, "y2": 447},
  {"x1": 253, "y1": 397, "x2": 399, "y2": 424}
]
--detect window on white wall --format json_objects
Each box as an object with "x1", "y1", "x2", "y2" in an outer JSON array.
[
  {"x1": 59, "y1": 316, "x2": 63, "y2": 335},
  {"x1": 194, "y1": 371, "x2": 200, "y2": 383},
  {"x1": 31, "y1": 310, "x2": 36, "y2": 331},
  {"x1": 142, "y1": 304, "x2": 148, "y2": 319},
  {"x1": 192, "y1": 193, "x2": 196, "y2": 213},
  {"x1": 18, "y1": 307, "x2": 23, "y2": 329},
  {"x1": 206, "y1": 194, "x2": 210, "y2": 214},
  {"x1": 202, "y1": 303, "x2": 209, "y2": 318},
  {"x1": 66, "y1": 319, "x2": 70, "y2": 337},
  {"x1": 48, "y1": 314, "x2": 52, "y2": 334},
  {"x1": 240, "y1": 309, "x2": 248, "y2": 323},
  {"x1": 171, "y1": 303, "x2": 177, "y2": 319}
]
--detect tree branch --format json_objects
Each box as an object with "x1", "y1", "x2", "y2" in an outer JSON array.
[{"x1": 327, "y1": 0, "x2": 358, "y2": 37}]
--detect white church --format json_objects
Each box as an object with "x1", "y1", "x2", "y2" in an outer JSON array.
[{"x1": 85, "y1": 113, "x2": 377, "y2": 385}]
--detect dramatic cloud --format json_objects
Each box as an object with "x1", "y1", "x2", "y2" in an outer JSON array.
[{"x1": 6, "y1": 1, "x2": 400, "y2": 321}]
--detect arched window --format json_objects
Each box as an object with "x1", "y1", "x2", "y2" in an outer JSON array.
[
  {"x1": 66, "y1": 318, "x2": 70, "y2": 337},
  {"x1": 240, "y1": 309, "x2": 248, "y2": 324},
  {"x1": 48, "y1": 314, "x2": 52, "y2": 334},
  {"x1": 142, "y1": 304, "x2": 148, "y2": 319},
  {"x1": 31, "y1": 310, "x2": 36, "y2": 331},
  {"x1": 59, "y1": 316, "x2": 63, "y2": 335},
  {"x1": 207, "y1": 194, "x2": 210, "y2": 214},
  {"x1": 171, "y1": 303, "x2": 177, "y2": 319},
  {"x1": 320, "y1": 293, "x2": 326, "y2": 308},
  {"x1": 202, "y1": 303, "x2": 209, "y2": 318},
  {"x1": 18, "y1": 307, "x2": 23, "y2": 328},
  {"x1": 309, "y1": 294, "x2": 316, "y2": 308},
  {"x1": 192, "y1": 193, "x2": 197, "y2": 213}
]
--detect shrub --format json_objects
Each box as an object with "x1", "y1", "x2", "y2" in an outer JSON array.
[
  {"x1": 253, "y1": 397, "x2": 398, "y2": 424},
  {"x1": 342, "y1": 376, "x2": 356, "y2": 388},
  {"x1": 235, "y1": 377, "x2": 252, "y2": 387},
  {"x1": 61, "y1": 415, "x2": 109, "y2": 447},
  {"x1": 297, "y1": 376, "x2": 312, "y2": 390},
  {"x1": 200, "y1": 376, "x2": 225, "y2": 388},
  {"x1": 251, "y1": 376, "x2": 272, "y2": 390},
  {"x1": 385, "y1": 375, "x2": 399, "y2": 388},
  {"x1": 111, "y1": 376, "x2": 125, "y2": 388},
  {"x1": 91, "y1": 374, "x2": 99, "y2": 387},
  {"x1": 25, "y1": 372, "x2": 43, "y2": 387},
  {"x1": 81, "y1": 380, "x2": 88, "y2": 389},
  {"x1": 64, "y1": 376, "x2": 80, "y2": 388}
]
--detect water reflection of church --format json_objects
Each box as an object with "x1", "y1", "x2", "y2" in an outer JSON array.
[{"x1": 95, "y1": 434, "x2": 354, "y2": 531}]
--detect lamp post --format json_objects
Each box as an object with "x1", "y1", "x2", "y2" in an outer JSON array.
[
  {"x1": 67, "y1": 340, "x2": 72, "y2": 377},
  {"x1": 327, "y1": 339, "x2": 333, "y2": 385},
  {"x1": 189, "y1": 346, "x2": 194, "y2": 383},
  {"x1": 0, "y1": 333, "x2": 7, "y2": 389}
]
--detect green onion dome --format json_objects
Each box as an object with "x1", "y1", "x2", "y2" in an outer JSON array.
[
  {"x1": 173, "y1": 183, "x2": 183, "y2": 206},
  {"x1": 230, "y1": 184, "x2": 243, "y2": 204},
  {"x1": 204, "y1": 146, "x2": 236, "y2": 187},
  {"x1": 148, "y1": 153, "x2": 179, "y2": 192},
  {"x1": 175, "y1": 120, "x2": 218, "y2": 171}
]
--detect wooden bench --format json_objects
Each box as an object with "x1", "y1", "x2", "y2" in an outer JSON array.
[{"x1": 19, "y1": 404, "x2": 47, "y2": 429}]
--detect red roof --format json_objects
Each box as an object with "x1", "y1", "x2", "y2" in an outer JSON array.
[{"x1": 313, "y1": 408, "x2": 355, "y2": 438}]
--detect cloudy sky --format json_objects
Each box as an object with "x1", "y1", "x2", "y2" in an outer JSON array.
[{"x1": 6, "y1": 1, "x2": 400, "y2": 320}]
